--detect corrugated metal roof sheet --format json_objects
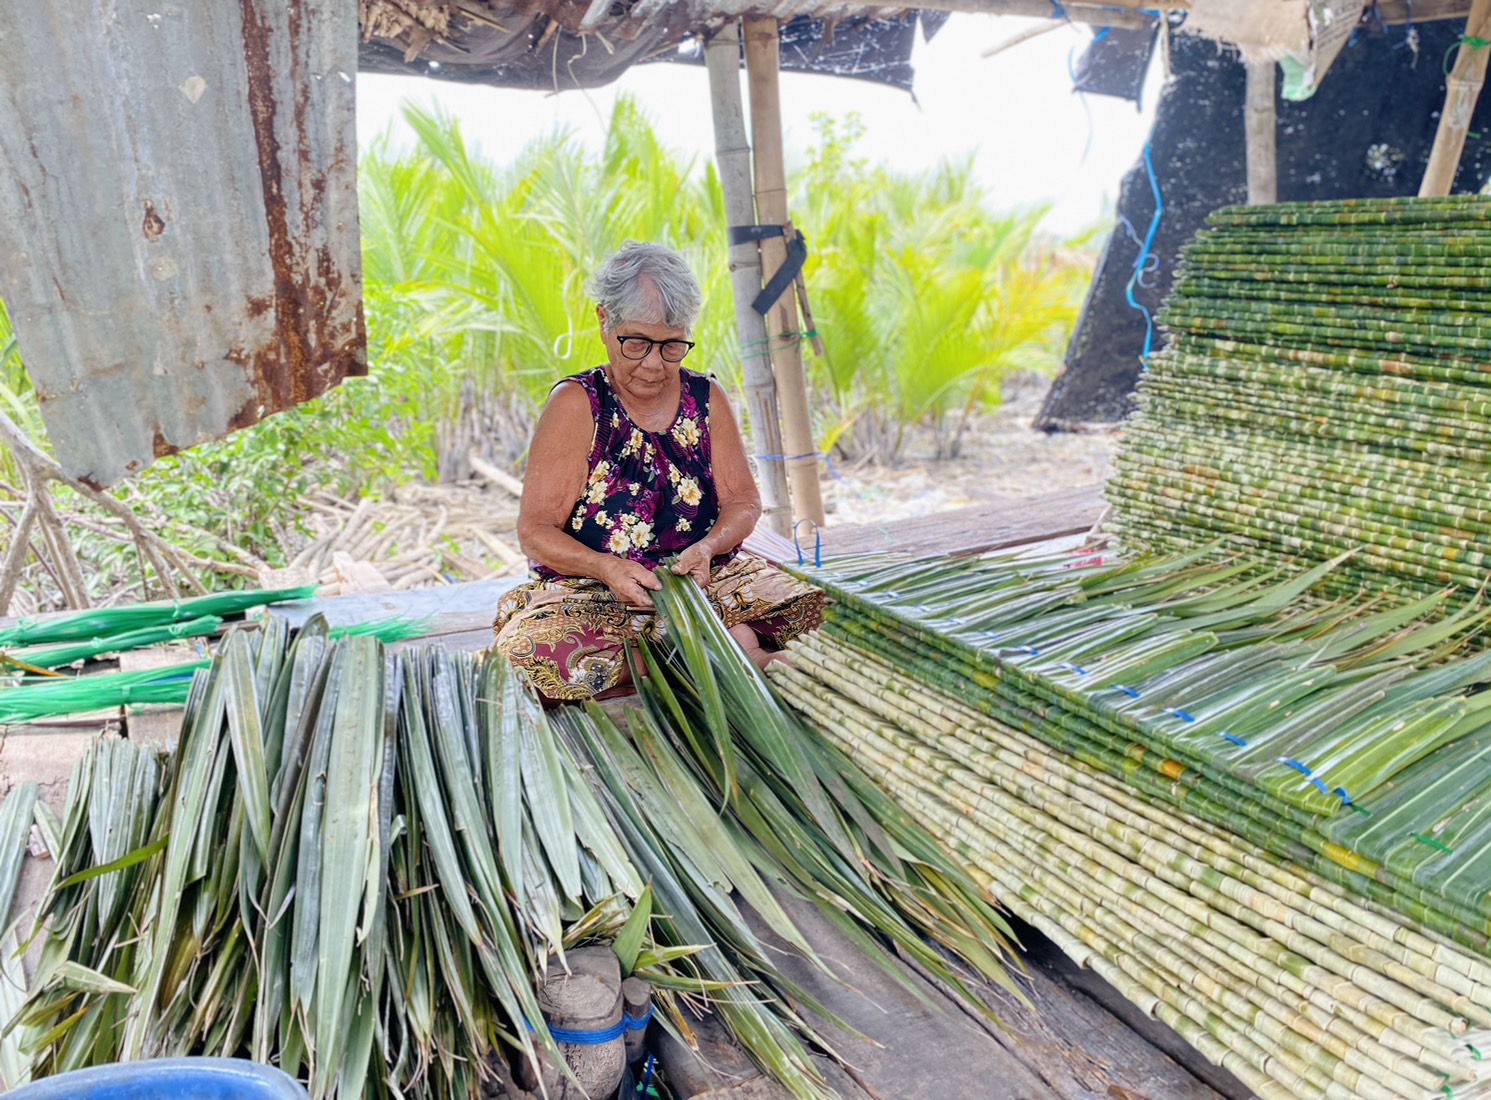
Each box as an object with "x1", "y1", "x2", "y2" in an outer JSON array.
[{"x1": 0, "y1": 1, "x2": 366, "y2": 489}]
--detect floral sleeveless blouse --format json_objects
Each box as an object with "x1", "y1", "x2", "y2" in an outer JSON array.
[{"x1": 533, "y1": 366, "x2": 726, "y2": 581}]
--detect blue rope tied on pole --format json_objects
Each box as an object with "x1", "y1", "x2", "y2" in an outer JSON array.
[{"x1": 1125, "y1": 142, "x2": 1164, "y2": 369}]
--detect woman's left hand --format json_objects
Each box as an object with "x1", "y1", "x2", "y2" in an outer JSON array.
[{"x1": 671, "y1": 541, "x2": 713, "y2": 588}]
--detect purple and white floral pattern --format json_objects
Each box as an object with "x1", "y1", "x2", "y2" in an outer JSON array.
[{"x1": 532, "y1": 366, "x2": 723, "y2": 579}]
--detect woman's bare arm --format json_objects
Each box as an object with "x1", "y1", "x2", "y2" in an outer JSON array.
[{"x1": 672, "y1": 382, "x2": 763, "y2": 585}]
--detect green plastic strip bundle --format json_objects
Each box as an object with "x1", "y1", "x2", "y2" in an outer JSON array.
[
  {"x1": 0, "y1": 585, "x2": 317, "y2": 648},
  {"x1": 0, "y1": 664, "x2": 208, "y2": 725},
  {"x1": 1107, "y1": 194, "x2": 1491, "y2": 602}
]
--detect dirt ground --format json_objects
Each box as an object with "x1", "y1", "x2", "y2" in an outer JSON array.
[{"x1": 820, "y1": 379, "x2": 1120, "y2": 529}]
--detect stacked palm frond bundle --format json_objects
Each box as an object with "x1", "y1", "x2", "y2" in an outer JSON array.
[
  {"x1": 6, "y1": 587, "x2": 1020, "y2": 1099},
  {"x1": 770, "y1": 548, "x2": 1491, "y2": 1097},
  {"x1": 1107, "y1": 195, "x2": 1491, "y2": 600}
]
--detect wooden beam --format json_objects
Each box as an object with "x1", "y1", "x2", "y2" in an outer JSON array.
[
  {"x1": 1244, "y1": 60, "x2": 1277, "y2": 205},
  {"x1": 705, "y1": 22, "x2": 792, "y2": 538},
  {"x1": 852, "y1": 0, "x2": 1159, "y2": 29},
  {"x1": 1376, "y1": 0, "x2": 1473, "y2": 23},
  {"x1": 846, "y1": 0, "x2": 1468, "y2": 28},
  {"x1": 1419, "y1": 0, "x2": 1491, "y2": 196},
  {"x1": 743, "y1": 16, "x2": 826, "y2": 529}
]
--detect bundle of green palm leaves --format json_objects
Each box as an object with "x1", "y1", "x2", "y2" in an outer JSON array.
[
  {"x1": 1108, "y1": 194, "x2": 1491, "y2": 601},
  {"x1": 776, "y1": 547, "x2": 1491, "y2": 1099},
  {"x1": 5, "y1": 580, "x2": 1021, "y2": 1098}
]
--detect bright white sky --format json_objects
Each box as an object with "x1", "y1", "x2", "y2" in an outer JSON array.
[{"x1": 355, "y1": 13, "x2": 1162, "y2": 236}]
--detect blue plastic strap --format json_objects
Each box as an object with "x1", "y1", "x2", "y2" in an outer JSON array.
[
  {"x1": 1112, "y1": 684, "x2": 1141, "y2": 699},
  {"x1": 533, "y1": 1005, "x2": 652, "y2": 1046},
  {"x1": 1165, "y1": 708, "x2": 1195, "y2": 723},
  {"x1": 1333, "y1": 786, "x2": 1352, "y2": 807},
  {"x1": 1280, "y1": 758, "x2": 1312, "y2": 778},
  {"x1": 1220, "y1": 733, "x2": 1246, "y2": 747},
  {"x1": 1061, "y1": 663, "x2": 1087, "y2": 676}
]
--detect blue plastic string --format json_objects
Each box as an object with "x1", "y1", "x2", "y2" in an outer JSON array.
[
  {"x1": 1220, "y1": 733, "x2": 1246, "y2": 747},
  {"x1": 793, "y1": 519, "x2": 822, "y2": 569},
  {"x1": 1125, "y1": 142, "x2": 1164, "y2": 368},
  {"x1": 1164, "y1": 708, "x2": 1195, "y2": 723},
  {"x1": 1061, "y1": 663, "x2": 1088, "y2": 676},
  {"x1": 1280, "y1": 758, "x2": 1312, "y2": 778},
  {"x1": 1333, "y1": 786, "x2": 1352, "y2": 808},
  {"x1": 1112, "y1": 684, "x2": 1141, "y2": 699}
]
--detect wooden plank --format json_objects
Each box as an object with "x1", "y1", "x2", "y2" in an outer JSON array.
[
  {"x1": 267, "y1": 577, "x2": 522, "y2": 630},
  {"x1": 659, "y1": 887, "x2": 1233, "y2": 1100},
  {"x1": 117, "y1": 646, "x2": 201, "y2": 751},
  {"x1": 818, "y1": 485, "x2": 1106, "y2": 560},
  {"x1": 1378, "y1": 0, "x2": 1472, "y2": 22},
  {"x1": 981, "y1": 919, "x2": 1250, "y2": 1100}
]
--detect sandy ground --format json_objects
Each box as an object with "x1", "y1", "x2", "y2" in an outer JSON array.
[{"x1": 820, "y1": 386, "x2": 1120, "y2": 530}]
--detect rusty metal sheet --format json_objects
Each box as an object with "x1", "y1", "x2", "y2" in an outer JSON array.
[{"x1": 0, "y1": 1, "x2": 366, "y2": 488}]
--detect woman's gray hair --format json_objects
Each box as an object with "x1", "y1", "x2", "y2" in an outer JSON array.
[{"x1": 586, "y1": 242, "x2": 702, "y2": 332}]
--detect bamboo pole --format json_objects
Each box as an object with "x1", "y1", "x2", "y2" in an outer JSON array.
[
  {"x1": 1244, "y1": 60, "x2": 1277, "y2": 206},
  {"x1": 706, "y1": 22, "x2": 791, "y2": 538},
  {"x1": 742, "y1": 16, "x2": 825, "y2": 528},
  {"x1": 1419, "y1": 0, "x2": 1491, "y2": 196}
]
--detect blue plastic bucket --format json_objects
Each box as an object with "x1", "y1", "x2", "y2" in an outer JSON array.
[{"x1": 5, "y1": 1057, "x2": 307, "y2": 1099}]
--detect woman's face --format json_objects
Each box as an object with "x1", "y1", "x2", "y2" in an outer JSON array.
[{"x1": 598, "y1": 306, "x2": 690, "y2": 402}]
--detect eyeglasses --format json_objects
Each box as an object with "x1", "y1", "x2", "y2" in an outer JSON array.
[{"x1": 616, "y1": 336, "x2": 695, "y2": 363}]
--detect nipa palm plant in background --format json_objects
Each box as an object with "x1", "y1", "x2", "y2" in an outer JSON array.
[{"x1": 793, "y1": 114, "x2": 1091, "y2": 463}]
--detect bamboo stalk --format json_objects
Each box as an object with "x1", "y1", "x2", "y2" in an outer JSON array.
[
  {"x1": 1421, "y1": 0, "x2": 1491, "y2": 196},
  {"x1": 1245, "y1": 61, "x2": 1277, "y2": 206},
  {"x1": 742, "y1": 16, "x2": 824, "y2": 529},
  {"x1": 706, "y1": 21, "x2": 790, "y2": 538}
]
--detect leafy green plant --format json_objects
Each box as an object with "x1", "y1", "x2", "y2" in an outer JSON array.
[{"x1": 795, "y1": 113, "x2": 1092, "y2": 460}]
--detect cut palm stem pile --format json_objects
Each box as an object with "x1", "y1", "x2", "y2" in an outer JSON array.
[
  {"x1": 8, "y1": 594, "x2": 1022, "y2": 1098},
  {"x1": 789, "y1": 549, "x2": 1491, "y2": 951},
  {"x1": 1108, "y1": 194, "x2": 1491, "y2": 600}
]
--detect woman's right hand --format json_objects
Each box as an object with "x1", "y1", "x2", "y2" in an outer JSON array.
[{"x1": 600, "y1": 557, "x2": 662, "y2": 608}]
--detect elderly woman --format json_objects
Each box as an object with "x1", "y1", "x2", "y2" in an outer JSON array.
[{"x1": 492, "y1": 242, "x2": 824, "y2": 701}]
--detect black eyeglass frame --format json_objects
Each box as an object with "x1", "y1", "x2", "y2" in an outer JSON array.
[{"x1": 615, "y1": 336, "x2": 696, "y2": 363}]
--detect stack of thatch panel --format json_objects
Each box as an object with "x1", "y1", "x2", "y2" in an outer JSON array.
[
  {"x1": 1107, "y1": 195, "x2": 1491, "y2": 600},
  {"x1": 773, "y1": 551, "x2": 1491, "y2": 1099}
]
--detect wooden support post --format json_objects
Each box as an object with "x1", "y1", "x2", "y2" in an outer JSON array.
[
  {"x1": 1244, "y1": 60, "x2": 1277, "y2": 206},
  {"x1": 705, "y1": 22, "x2": 791, "y2": 537},
  {"x1": 1420, "y1": 0, "x2": 1491, "y2": 197},
  {"x1": 742, "y1": 16, "x2": 826, "y2": 529}
]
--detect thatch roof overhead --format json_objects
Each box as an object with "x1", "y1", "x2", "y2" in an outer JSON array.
[
  {"x1": 355, "y1": 0, "x2": 1475, "y2": 95},
  {"x1": 357, "y1": 0, "x2": 942, "y2": 92}
]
